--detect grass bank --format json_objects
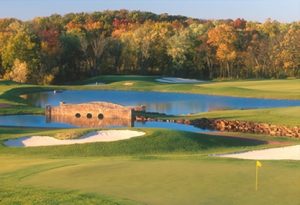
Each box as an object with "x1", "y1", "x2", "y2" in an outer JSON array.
[
  {"x1": 0, "y1": 127, "x2": 272, "y2": 157},
  {"x1": 74, "y1": 75, "x2": 300, "y2": 100},
  {"x1": 150, "y1": 106, "x2": 300, "y2": 127}
]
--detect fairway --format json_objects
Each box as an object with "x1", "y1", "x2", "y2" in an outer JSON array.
[{"x1": 75, "y1": 76, "x2": 300, "y2": 99}]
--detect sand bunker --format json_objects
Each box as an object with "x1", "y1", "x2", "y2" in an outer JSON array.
[
  {"x1": 123, "y1": 82, "x2": 134, "y2": 86},
  {"x1": 220, "y1": 145, "x2": 300, "y2": 160},
  {"x1": 4, "y1": 130, "x2": 145, "y2": 147},
  {"x1": 156, "y1": 77, "x2": 205, "y2": 84}
]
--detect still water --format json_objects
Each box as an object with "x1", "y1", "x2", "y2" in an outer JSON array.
[
  {"x1": 2, "y1": 90, "x2": 299, "y2": 132},
  {"x1": 0, "y1": 115, "x2": 207, "y2": 133},
  {"x1": 23, "y1": 90, "x2": 300, "y2": 115}
]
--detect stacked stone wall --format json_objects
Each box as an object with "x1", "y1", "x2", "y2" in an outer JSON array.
[
  {"x1": 190, "y1": 118, "x2": 300, "y2": 137},
  {"x1": 46, "y1": 102, "x2": 133, "y2": 127}
]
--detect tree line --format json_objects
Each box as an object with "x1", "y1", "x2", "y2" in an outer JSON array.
[{"x1": 0, "y1": 10, "x2": 299, "y2": 84}]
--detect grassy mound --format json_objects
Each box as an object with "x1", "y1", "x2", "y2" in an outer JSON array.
[
  {"x1": 53, "y1": 129, "x2": 92, "y2": 140},
  {"x1": 0, "y1": 128, "x2": 265, "y2": 157}
]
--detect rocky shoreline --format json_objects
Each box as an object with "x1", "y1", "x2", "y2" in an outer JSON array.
[
  {"x1": 190, "y1": 118, "x2": 300, "y2": 137},
  {"x1": 135, "y1": 115, "x2": 300, "y2": 138}
]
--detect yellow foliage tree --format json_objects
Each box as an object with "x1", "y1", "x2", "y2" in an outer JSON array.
[
  {"x1": 208, "y1": 24, "x2": 238, "y2": 77},
  {"x1": 4, "y1": 59, "x2": 29, "y2": 83}
]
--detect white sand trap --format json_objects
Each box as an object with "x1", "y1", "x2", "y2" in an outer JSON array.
[
  {"x1": 123, "y1": 82, "x2": 134, "y2": 86},
  {"x1": 156, "y1": 77, "x2": 205, "y2": 84},
  {"x1": 4, "y1": 130, "x2": 145, "y2": 147},
  {"x1": 220, "y1": 145, "x2": 300, "y2": 160}
]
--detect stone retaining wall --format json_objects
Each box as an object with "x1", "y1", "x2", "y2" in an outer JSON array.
[
  {"x1": 190, "y1": 118, "x2": 300, "y2": 137},
  {"x1": 135, "y1": 114, "x2": 300, "y2": 138},
  {"x1": 46, "y1": 102, "x2": 133, "y2": 126}
]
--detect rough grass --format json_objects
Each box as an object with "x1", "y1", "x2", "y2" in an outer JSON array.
[{"x1": 0, "y1": 186, "x2": 137, "y2": 205}]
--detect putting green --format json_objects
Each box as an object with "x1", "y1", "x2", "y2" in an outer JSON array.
[{"x1": 12, "y1": 157, "x2": 300, "y2": 205}]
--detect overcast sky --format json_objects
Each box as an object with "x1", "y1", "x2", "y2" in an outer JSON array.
[{"x1": 0, "y1": 0, "x2": 299, "y2": 22}]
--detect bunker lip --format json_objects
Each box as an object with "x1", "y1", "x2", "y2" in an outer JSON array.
[
  {"x1": 156, "y1": 77, "x2": 205, "y2": 84},
  {"x1": 218, "y1": 144, "x2": 300, "y2": 160},
  {"x1": 4, "y1": 130, "x2": 145, "y2": 147}
]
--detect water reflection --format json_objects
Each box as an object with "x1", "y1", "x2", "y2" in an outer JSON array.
[
  {"x1": 0, "y1": 115, "x2": 75, "y2": 128},
  {"x1": 0, "y1": 115, "x2": 208, "y2": 133},
  {"x1": 134, "y1": 121, "x2": 207, "y2": 133},
  {"x1": 23, "y1": 90, "x2": 300, "y2": 115},
  {"x1": 48, "y1": 115, "x2": 133, "y2": 128}
]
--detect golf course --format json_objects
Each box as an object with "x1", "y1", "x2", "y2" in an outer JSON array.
[{"x1": 1, "y1": 76, "x2": 300, "y2": 205}]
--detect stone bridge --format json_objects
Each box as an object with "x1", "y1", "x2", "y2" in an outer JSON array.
[{"x1": 45, "y1": 101, "x2": 135, "y2": 128}]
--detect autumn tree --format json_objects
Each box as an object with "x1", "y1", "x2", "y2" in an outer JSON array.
[
  {"x1": 1, "y1": 25, "x2": 41, "y2": 83},
  {"x1": 0, "y1": 10, "x2": 299, "y2": 83},
  {"x1": 276, "y1": 26, "x2": 300, "y2": 77},
  {"x1": 4, "y1": 59, "x2": 29, "y2": 83},
  {"x1": 208, "y1": 24, "x2": 238, "y2": 77}
]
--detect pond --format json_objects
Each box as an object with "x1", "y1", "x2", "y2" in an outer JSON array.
[
  {"x1": 1, "y1": 90, "x2": 299, "y2": 133},
  {"x1": 23, "y1": 90, "x2": 300, "y2": 115},
  {"x1": 0, "y1": 115, "x2": 207, "y2": 133}
]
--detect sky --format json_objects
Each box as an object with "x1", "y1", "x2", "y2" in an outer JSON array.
[{"x1": 0, "y1": 0, "x2": 299, "y2": 22}]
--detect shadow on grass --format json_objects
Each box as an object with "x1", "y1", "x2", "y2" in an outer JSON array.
[
  {"x1": 0, "y1": 80, "x2": 20, "y2": 86},
  {"x1": 0, "y1": 86, "x2": 54, "y2": 104}
]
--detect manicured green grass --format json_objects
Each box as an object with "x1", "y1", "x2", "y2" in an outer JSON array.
[
  {"x1": 194, "y1": 79, "x2": 300, "y2": 99},
  {"x1": 138, "y1": 107, "x2": 300, "y2": 127},
  {"x1": 0, "y1": 81, "x2": 51, "y2": 115},
  {"x1": 0, "y1": 127, "x2": 272, "y2": 205},
  {"x1": 176, "y1": 106, "x2": 300, "y2": 127},
  {"x1": 71, "y1": 75, "x2": 300, "y2": 100},
  {"x1": 1, "y1": 156, "x2": 300, "y2": 205},
  {"x1": 0, "y1": 76, "x2": 300, "y2": 204},
  {"x1": 76, "y1": 75, "x2": 159, "y2": 84},
  {"x1": 0, "y1": 128, "x2": 270, "y2": 157},
  {"x1": 0, "y1": 127, "x2": 299, "y2": 205},
  {"x1": 0, "y1": 155, "x2": 140, "y2": 204}
]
